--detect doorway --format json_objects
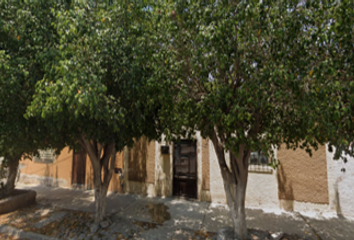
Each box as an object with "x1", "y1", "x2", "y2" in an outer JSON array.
[
  {"x1": 173, "y1": 140, "x2": 197, "y2": 199},
  {"x1": 72, "y1": 149, "x2": 87, "y2": 187}
]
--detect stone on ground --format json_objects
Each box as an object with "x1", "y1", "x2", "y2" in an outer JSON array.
[{"x1": 217, "y1": 227, "x2": 234, "y2": 240}]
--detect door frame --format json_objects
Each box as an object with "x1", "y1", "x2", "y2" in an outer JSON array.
[
  {"x1": 71, "y1": 149, "x2": 87, "y2": 188},
  {"x1": 172, "y1": 140, "x2": 198, "y2": 199}
]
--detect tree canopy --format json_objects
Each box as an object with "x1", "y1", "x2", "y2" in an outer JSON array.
[
  {"x1": 0, "y1": 0, "x2": 352, "y2": 236},
  {"x1": 25, "y1": 1, "x2": 160, "y2": 224},
  {"x1": 0, "y1": 1, "x2": 67, "y2": 197},
  {"x1": 152, "y1": 0, "x2": 353, "y2": 238}
]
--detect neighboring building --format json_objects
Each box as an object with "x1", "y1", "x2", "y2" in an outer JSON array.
[
  {"x1": 18, "y1": 133, "x2": 354, "y2": 220},
  {"x1": 19, "y1": 147, "x2": 124, "y2": 193}
]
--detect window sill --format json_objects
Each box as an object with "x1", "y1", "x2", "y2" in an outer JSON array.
[
  {"x1": 33, "y1": 158, "x2": 55, "y2": 164},
  {"x1": 248, "y1": 165, "x2": 273, "y2": 174}
]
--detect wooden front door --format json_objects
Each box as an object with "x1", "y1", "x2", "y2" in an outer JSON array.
[
  {"x1": 72, "y1": 149, "x2": 87, "y2": 186},
  {"x1": 173, "y1": 140, "x2": 197, "y2": 199}
]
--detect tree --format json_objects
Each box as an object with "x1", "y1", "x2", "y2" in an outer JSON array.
[
  {"x1": 307, "y1": 0, "x2": 354, "y2": 163},
  {"x1": 0, "y1": 1, "x2": 66, "y2": 198},
  {"x1": 153, "y1": 0, "x2": 353, "y2": 239},
  {"x1": 26, "y1": 2, "x2": 160, "y2": 225}
]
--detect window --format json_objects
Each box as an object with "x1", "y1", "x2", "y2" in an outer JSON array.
[
  {"x1": 33, "y1": 149, "x2": 56, "y2": 164},
  {"x1": 248, "y1": 150, "x2": 272, "y2": 173}
]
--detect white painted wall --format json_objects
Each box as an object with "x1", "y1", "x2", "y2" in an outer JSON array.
[
  {"x1": 209, "y1": 140, "x2": 227, "y2": 204},
  {"x1": 326, "y1": 146, "x2": 354, "y2": 220},
  {"x1": 246, "y1": 170, "x2": 279, "y2": 210},
  {"x1": 209, "y1": 141, "x2": 280, "y2": 209},
  {"x1": 209, "y1": 144, "x2": 334, "y2": 216}
]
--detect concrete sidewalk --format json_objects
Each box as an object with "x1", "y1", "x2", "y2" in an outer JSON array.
[{"x1": 10, "y1": 184, "x2": 354, "y2": 240}]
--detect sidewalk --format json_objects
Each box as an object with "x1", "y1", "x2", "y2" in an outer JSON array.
[{"x1": 0, "y1": 183, "x2": 353, "y2": 240}]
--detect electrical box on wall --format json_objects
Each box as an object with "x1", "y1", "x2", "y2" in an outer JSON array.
[{"x1": 161, "y1": 145, "x2": 170, "y2": 154}]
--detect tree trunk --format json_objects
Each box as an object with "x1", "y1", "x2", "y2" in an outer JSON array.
[
  {"x1": 222, "y1": 163, "x2": 248, "y2": 240},
  {"x1": 211, "y1": 132, "x2": 250, "y2": 240},
  {"x1": 94, "y1": 180, "x2": 109, "y2": 224},
  {"x1": 0, "y1": 156, "x2": 20, "y2": 199},
  {"x1": 231, "y1": 175, "x2": 248, "y2": 239},
  {"x1": 90, "y1": 149, "x2": 115, "y2": 224},
  {"x1": 79, "y1": 136, "x2": 116, "y2": 225}
]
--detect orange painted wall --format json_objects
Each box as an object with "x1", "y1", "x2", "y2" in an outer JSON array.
[
  {"x1": 20, "y1": 147, "x2": 73, "y2": 187},
  {"x1": 109, "y1": 151, "x2": 124, "y2": 192},
  {"x1": 20, "y1": 146, "x2": 123, "y2": 192},
  {"x1": 85, "y1": 151, "x2": 124, "y2": 192}
]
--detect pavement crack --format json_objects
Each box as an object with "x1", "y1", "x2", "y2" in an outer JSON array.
[
  {"x1": 200, "y1": 203, "x2": 210, "y2": 232},
  {"x1": 298, "y1": 213, "x2": 322, "y2": 240}
]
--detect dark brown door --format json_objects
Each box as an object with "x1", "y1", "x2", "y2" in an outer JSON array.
[
  {"x1": 72, "y1": 149, "x2": 87, "y2": 186},
  {"x1": 173, "y1": 140, "x2": 197, "y2": 199}
]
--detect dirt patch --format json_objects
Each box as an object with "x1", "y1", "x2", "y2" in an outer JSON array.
[
  {"x1": 0, "y1": 232, "x2": 30, "y2": 240},
  {"x1": 32, "y1": 210, "x2": 93, "y2": 238},
  {"x1": 193, "y1": 230, "x2": 217, "y2": 239},
  {"x1": 133, "y1": 220, "x2": 159, "y2": 230},
  {"x1": 0, "y1": 204, "x2": 313, "y2": 240},
  {"x1": 0, "y1": 204, "x2": 56, "y2": 227}
]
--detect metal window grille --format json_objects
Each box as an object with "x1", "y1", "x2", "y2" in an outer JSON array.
[
  {"x1": 248, "y1": 150, "x2": 272, "y2": 173},
  {"x1": 34, "y1": 149, "x2": 56, "y2": 164}
]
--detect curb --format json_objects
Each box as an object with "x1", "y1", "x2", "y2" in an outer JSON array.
[{"x1": 0, "y1": 224, "x2": 60, "y2": 240}]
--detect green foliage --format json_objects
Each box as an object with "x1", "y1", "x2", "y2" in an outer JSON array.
[
  {"x1": 308, "y1": 0, "x2": 354, "y2": 160},
  {"x1": 0, "y1": 1, "x2": 66, "y2": 162},
  {"x1": 26, "y1": 1, "x2": 160, "y2": 151},
  {"x1": 154, "y1": 0, "x2": 353, "y2": 161}
]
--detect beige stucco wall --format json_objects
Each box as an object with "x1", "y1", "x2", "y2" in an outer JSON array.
[
  {"x1": 127, "y1": 137, "x2": 155, "y2": 183},
  {"x1": 200, "y1": 136, "x2": 211, "y2": 201},
  {"x1": 124, "y1": 133, "x2": 211, "y2": 201},
  {"x1": 21, "y1": 138, "x2": 348, "y2": 218},
  {"x1": 277, "y1": 145, "x2": 329, "y2": 204},
  {"x1": 155, "y1": 139, "x2": 173, "y2": 198},
  {"x1": 202, "y1": 138, "x2": 210, "y2": 190},
  {"x1": 196, "y1": 132, "x2": 211, "y2": 201},
  {"x1": 125, "y1": 139, "x2": 157, "y2": 196},
  {"x1": 19, "y1": 147, "x2": 73, "y2": 187}
]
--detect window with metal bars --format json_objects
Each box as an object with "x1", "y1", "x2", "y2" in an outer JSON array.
[
  {"x1": 248, "y1": 150, "x2": 272, "y2": 173},
  {"x1": 33, "y1": 149, "x2": 56, "y2": 164}
]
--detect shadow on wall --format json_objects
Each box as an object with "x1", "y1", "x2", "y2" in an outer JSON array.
[
  {"x1": 277, "y1": 164, "x2": 294, "y2": 211},
  {"x1": 19, "y1": 152, "x2": 72, "y2": 187},
  {"x1": 129, "y1": 137, "x2": 148, "y2": 183},
  {"x1": 42, "y1": 164, "x2": 59, "y2": 187},
  {"x1": 334, "y1": 178, "x2": 343, "y2": 218},
  {"x1": 125, "y1": 137, "x2": 150, "y2": 196},
  {"x1": 85, "y1": 159, "x2": 94, "y2": 190}
]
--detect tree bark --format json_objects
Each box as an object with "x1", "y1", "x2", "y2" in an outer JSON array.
[
  {"x1": 211, "y1": 131, "x2": 249, "y2": 240},
  {"x1": 94, "y1": 180, "x2": 109, "y2": 223},
  {"x1": 232, "y1": 174, "x2": 248, "y2": 239},
  {"x1": 80, "y1": 136, "x2": 116, "y2": 225},
  {"x1": 0, "y1": 156, "x2": 20, "y2": 199}
]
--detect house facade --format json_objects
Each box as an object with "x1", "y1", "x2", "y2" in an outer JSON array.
[{"x1": 18, "y1": 133, "x2": 354, "y2": 220}]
